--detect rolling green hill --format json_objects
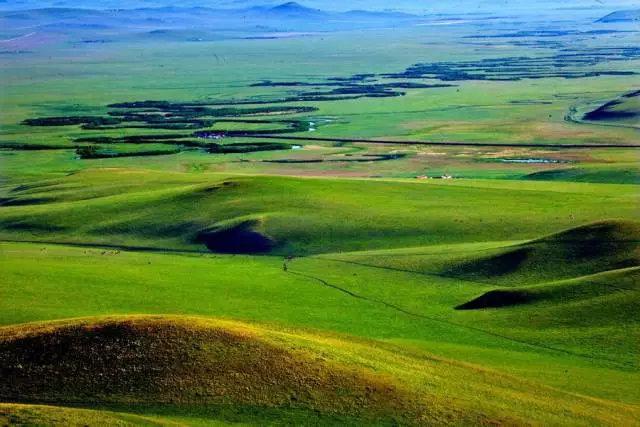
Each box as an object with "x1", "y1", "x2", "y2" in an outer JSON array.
[
  {"x1": 0, "y1": 316, "x2": 430, "y2": 425},
  {"x1": 0, "y1": 169, "x2": 638, "y2": 255},
  {"x1": 582, "y1": 90, "x2": 640, "y2": 129},
  {"x1": 445, "y1": 220, "x2": 640, "y2": 286},
  {"x1": 457, "y1": 266, "x2": 638, "y2": 308}
]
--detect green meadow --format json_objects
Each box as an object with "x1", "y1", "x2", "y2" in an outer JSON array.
[{"x1": 0, "y1": 6, "x2": 639, "y2": 425}]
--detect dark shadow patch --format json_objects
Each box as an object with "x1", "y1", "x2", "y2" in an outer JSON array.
[
  {"x1": 1, "y1": 222, "x2": 66, "y2": 232},
  {"x1": 197, "y1": 221, "x2": 275, "y2": 254},
  {"x1": 583, "y1": 99, "x2": 638, "y2": 121},
  {"x1": 0, "y1": 197, "x2": 55, "y2": 206},
  {"x1": 75, "y1": 146, "x2": 180, "y2": 159},
  {"x1": 623, "y1": 89, "x2": 640, "y2": 98},
  {"x1": 455, "y1": 290, "x2": 533, "y2": 310},
  {"x1": 445, "y1": 220, "x2": 640, "y2": 285},
  {"x1": 448, "y1": 247, "x2": 532, "y2": 278}
]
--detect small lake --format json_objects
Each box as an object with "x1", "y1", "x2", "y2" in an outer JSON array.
[{"x1": 497, "y1": 158, "x2": 567, "y2": 164}]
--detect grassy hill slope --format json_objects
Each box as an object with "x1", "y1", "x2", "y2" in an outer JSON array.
[
  {"x1": 444, "y1": 220, "x2": 640, "y2": 286},
  {"x1": 524, "y1": 163, "x2": 640, "y2": 185},
  {"x1": 0, "y1": 316, "x2": 430, "y2": 425},
  {"x1": 1, "y1": 239, "x2": 638, "y2": 398},
  {"x1": 328, "y1": 220, "x2": 640, "y2": 285},
  {"x1": 0, "y1": 403, "x2": 171, "y2": 426},
  {"x1": 582, "y1": 90, "x2": 640, "y2": 129},
  {"x1": 1, "y1": 316, "x2": 638, "y2": 426},
  {"x1": 313, "y1": 220, "x2": 639, "y2": 368},
  {"x1": 0, "y1": 169, "x2": 637, "y2": 255},
  {"x1": 1, "y1": 172, "x2": 638, "y2": 424},
  {"x1": 457, "y1": 267, "x2": 640, "y2": 310}
]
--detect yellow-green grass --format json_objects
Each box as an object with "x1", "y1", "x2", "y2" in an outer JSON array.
[
  {"x1": 0, "y1": 403, "x2": 173, "y2": 426},
  {"x1": 1, "y1": 239, "x2": 638, "y2": 404},
  {"x1": 1, "y1": 315, "x2": 638, "y2": 426}
]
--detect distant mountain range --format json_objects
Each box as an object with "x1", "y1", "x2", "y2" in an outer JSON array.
[
  {"x1": 2, "y1": 0, "x2": 640, "y2": 13},
  {"x1": 0, "y1": 2, "x2": 424, "y2": 43},
  {"x1": 0, "y1": 2, "x2": 420, "y2": 26},
  {"x1": 2, "y1": 1, "x2": 638, "y2": 47},
  {"x1": 596, "y1": 9, "x2": 640, "y2": 23}
]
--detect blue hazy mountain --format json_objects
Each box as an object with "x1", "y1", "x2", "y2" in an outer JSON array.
[
  {"x1": 2, "y1": 0, "x2": 638, "y2": 44},
  {"x1": 2, "y1": 0, "x2": 639, "y2": 13},
  {"x1": 0, "y1": 2, "x2": 422, "y2": 38},
  {"x1": 596, "y1": 9, "x2": 640, "y2": 22}
]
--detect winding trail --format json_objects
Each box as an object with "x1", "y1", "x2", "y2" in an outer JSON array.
[
  {"x1": 286, "y1": 265, "x2": 634, "y2": 369},
  {"x1": 1, "y1": 237, "x2": 635, "y2": 368}
]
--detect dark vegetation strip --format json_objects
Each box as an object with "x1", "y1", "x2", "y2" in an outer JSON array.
[
  {"x1": 207, "y1": 142, "x2": 291, "y2": 154},
  {"x1": 1, "y1": 142, "x2": 79, "y2": 151},
  {"x1": 285, "y1": 268, "x2": 635, "y2": 368},
  {"x1": 75, "y1": 146, "x2": 181, "y2": 159},
  {"x1": 261, "y1": 154, "x2": 407, "y2": 163},
  {"x1": 75, "y1": 134, "x2": 194, "y2": 144},
  {"x1": 22, "y1": 116, "x2": 120, "y2": 127},
  {"x1": 384, "y1": 48, "x2": 640, "y2": 81},
  {"x1": 235, "y1": 135, "x2": 640, "y2": 149}
]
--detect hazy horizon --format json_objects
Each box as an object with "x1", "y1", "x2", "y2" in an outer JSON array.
[{"x1": 1, "y1": 0, "x2": 638, "y2": 13}]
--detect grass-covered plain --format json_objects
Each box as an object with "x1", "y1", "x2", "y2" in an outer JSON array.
[
  {"x1": 1, "y1": 6, "x2": 639, "y2": 425},
  {"x1": 2, "y1": 22, "x2": 640, "y2": 183}
]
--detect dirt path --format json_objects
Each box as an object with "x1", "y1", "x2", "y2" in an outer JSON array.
[{"x1": 285, "y1": 265, "x2": 634, "y2": 369}]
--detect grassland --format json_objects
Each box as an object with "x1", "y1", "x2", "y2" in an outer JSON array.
[
  {"x1": 2, "y1": 24, "x2": 640, "y2": 182},
  {"x1": 0, "y1": 173, "x2": 638, "y2": 424},
  {"x1": 0, "y1": 7, "x2": 639, "y2": 426},
  {"x1": 1, "y1": 169, "x2": 638, "y2": 254}
]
